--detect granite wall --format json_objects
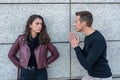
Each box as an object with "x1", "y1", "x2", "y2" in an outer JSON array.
[{"x1": 0, "y1": 0, "x2": 120, "y2": 80}]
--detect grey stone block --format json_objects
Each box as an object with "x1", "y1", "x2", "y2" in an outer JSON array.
[
  {"x1": 0, "y1": 0, "x2": 69, "y2": 3},
  {"x1": 0, "y1": 43, "x2": 70, "y2": 79},
  {"x1": 47, "y1": 43, "x2": 70, "y2": 78},
  {"x1": 107, "y1": 42, "x2": 120, "y2": 75},
  {"x1": 0, "y1": 4, "x2": 69, "y2": 43},
  {"x1": 113, "y1": 78, "x2": 120, "y2": 80},
  {"x1": 0, "y1": 45, "x2": 17, "y2": 80},
  {"x1": 71, "y1": 4, "x2": 120, "y2": 41},
  {"x1": 71, "y1": 42, "x2": 86, "y2": 78},
  {"x1": 71, "y1": 0, "x2": 120, "y2": 2}
]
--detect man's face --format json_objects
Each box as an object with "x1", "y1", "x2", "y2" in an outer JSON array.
[{"x1": 74, "y1": 16, "x2": 84, "y2": 32}]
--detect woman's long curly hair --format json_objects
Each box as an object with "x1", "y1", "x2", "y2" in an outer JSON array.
[{"x1": 24, "y1": 14, "x2": 51, "y2": 44}]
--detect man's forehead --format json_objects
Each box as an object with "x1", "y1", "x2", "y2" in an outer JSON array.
[{"x1": 75, "y1": 16, "x2": 80, "y2": 20}]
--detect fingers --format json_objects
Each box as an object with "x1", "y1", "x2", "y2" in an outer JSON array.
[
  {"x1": 77, "y1": 36, "x2": 80, "y2": 43},
  {"x1": 68, "y1": 32, "x2": 72, "y2": 41},
  {"x1": 68, "y1": 32, "x2": 80, "y2": 43},
  {"x1": 68, "y1": 32, "x2": 73, "y2": 41},
  {"x1": 72, "y1": 32, "x2": 76, "y2": 39},
  {"x1": 68, "y1": 32, "x2": 75, "y2": 41}
]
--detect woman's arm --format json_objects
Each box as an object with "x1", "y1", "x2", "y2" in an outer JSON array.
[
  {"x1": 8, "y1": 36, "x2": 20, "y2": 68},
  {"x1": 47, "y1": 42, "x2": 59, "y2": 65}
]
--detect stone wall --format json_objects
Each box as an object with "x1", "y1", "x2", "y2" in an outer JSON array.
[{"x1": 0, "y1": 0, "x2": 120, "y2": 80}]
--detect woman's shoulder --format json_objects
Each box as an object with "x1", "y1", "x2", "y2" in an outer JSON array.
[
  {"x1": 45, "y1": 42, "x2": 56, "y2": 48},
  {"x1": 18, "y1": 33, "x2": 25, "y2": 37},
  {"x1": 16, "y1": 34, "x2": 25, "y2": 40},
  {"x1": 46, "y1": 42, "x2": 52, "y2": 45}
]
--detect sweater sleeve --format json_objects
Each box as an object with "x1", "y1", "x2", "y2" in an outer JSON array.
[{"x1": 74, "y1": 40, "x2": 106, "y2": 70}]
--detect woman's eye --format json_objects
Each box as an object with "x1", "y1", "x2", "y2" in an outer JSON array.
[
  {"x1": 35, "y1": 22, "x2": 42, "y2": 25},
  {"x1": 36, "y1": 23, "x2": 39, "y2": 25}
]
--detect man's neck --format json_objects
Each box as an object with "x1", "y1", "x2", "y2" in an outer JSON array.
[{"x1": 82, "y1": 26, "x2": 95, "y2": 36}]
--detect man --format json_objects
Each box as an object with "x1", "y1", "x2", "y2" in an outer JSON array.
[{"x1": 68, "y1": 11, "x2": 112, "y2": 80}]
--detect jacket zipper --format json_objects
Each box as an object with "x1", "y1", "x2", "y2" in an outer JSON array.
[
  {"x1": 25, "y1": 44, "x2": 31, "y2": 67},
  {"x1": 34, "y1": 45, "x2": 41, "y2": 68}
]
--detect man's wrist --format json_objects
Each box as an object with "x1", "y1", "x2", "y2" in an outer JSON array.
[
  {"x1": 72, "y1": 44, "x2": 79, "y2": 48},
  {"x1": 74, "y1": 45, "x2": 79, "y2": 49}
]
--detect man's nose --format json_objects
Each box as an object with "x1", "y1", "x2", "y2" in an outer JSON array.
[{"x1": 73, "y1": 22, "x2": 76, "y2": 26}]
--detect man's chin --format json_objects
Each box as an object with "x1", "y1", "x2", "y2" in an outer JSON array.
[{"x1": 76, "y1": 29, "x2": 80, "y2": 32}]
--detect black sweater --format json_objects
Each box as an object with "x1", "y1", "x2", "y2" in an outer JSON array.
[
  {"x1": 74, "y1": 30, "x2": 112, "y2": 78},
  {"x1": 27, "y1": 35, "x2": 39, "y2": 67}
]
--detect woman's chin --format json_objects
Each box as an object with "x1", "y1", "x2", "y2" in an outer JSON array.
[{"x1": 36, "y1": 31, "x2": 41, "y2": 33}]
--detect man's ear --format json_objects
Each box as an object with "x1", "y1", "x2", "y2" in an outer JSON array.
[{"x1": 82, "y1": 21, "x2": 87, "y2": 27}]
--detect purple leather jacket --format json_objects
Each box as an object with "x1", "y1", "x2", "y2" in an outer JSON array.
[{"x1": 8, "y1": 34, "x2": 59, "y2": 69}]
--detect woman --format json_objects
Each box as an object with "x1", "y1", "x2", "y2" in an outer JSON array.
[{"x1": 8, "y1": 14, "x2": 59, "y2": 80}]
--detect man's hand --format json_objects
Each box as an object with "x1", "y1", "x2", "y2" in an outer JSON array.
[{"x1": 68, "y1": 32, "x2": 80, "y2": 48}]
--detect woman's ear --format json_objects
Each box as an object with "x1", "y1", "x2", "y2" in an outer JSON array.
[{"x1": 29, "y1": 24, "x2": 32, "y2": 28}]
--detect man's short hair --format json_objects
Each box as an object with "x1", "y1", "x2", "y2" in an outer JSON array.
[{"x1": 76, "y1": 11, "x2": 93, "y2": 27}]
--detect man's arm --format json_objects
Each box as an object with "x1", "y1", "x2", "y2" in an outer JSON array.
[
  {"x1": 74, "y1": 40, "x2": 106, "y2": 70},
  {"x1": 68, "y1": 32, "x2": 106, "y2": 70}
]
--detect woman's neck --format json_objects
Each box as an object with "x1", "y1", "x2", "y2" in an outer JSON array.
[{"x1": 31, "y1": 31, "x2": 37, "y2": 38}]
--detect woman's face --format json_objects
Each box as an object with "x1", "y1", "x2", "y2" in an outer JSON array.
[{"x1": 30, "y1": 18, "x2": 43, "y2": 34}]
